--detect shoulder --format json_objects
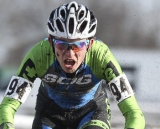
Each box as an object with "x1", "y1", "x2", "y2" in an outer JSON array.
[
  {"x1": 87, "y1": 38, "x2": 111, "y2": 57},
  {"x1": 31, "y1": 38, "x2": 53, "y2": 52},
  {"x1": 92, "y1": 38, "x2": 109, "y2": 50},
  {"x1": 28, "y1": 38, "x2": 55, "y2": 65},
  {"x1": 16, "y1": 38, "x2": 55, "y2": 78},
  {"x1": 86, "y1": 38, "x2": 122, "y2": 80},
  {"x1": 26, "y1": 38, "x2": 55, "y2": 59}
]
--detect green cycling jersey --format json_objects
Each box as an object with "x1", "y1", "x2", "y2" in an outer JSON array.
[{"x1": 0, "y1": 38, "x2": 145, "y2": 129}]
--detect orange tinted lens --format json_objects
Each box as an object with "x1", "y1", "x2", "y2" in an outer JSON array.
[{"x1": 71, "y1": 43, "x2": 85, "y2": 52}]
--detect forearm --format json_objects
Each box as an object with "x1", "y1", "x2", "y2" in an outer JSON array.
[
  {"x1": 0, "y1": 97, "x2": 21, "y2": 125},
  {"x1": 118, "y1": 95, "x2": 145, "y2": 129}
]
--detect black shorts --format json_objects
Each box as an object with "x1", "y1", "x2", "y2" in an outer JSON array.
[{"x1": 32, "y1": 82, "x2": 111, "y2": 129}]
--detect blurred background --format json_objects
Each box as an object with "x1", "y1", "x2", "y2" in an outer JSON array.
[{"x1": 0, "y1": 0, "x2": 160, "y2": 129}]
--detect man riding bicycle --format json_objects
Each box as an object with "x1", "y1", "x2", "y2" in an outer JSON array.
[{"x1": 0, "y1": 1, "x2": 145, "y2": 129}]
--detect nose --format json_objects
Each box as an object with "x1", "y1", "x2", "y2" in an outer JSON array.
[{"x1": 65, "y1": 48, "x2": 75, "y2": 56}]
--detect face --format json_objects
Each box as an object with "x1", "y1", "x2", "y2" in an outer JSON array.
[{"x1": 53, "y1": 37, "x2": 94, "y2": 73}]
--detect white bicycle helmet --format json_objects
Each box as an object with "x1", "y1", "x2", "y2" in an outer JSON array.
[{"x1": 47, "y1": 1, "x2": 97, "y2": 39}]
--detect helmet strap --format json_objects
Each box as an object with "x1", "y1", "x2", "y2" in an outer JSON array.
[
  {"x1": 86, "y1": 38, "x2": 94, "y2": 51},
  {"x1": 48, "y1": 35, "x2": 55, "y2": 53}
]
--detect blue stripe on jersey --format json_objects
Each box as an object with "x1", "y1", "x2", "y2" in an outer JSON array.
[
  {"x1": 43, "y1": 60, "x2": 101, "y2": 109},
  {"x1": 46, "y1": 82, "x2": 100, "y2": 109}
]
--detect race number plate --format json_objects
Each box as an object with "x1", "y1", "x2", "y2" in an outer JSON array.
[
  {"x1": 108, "y1": 73, "x2": 134, "y2": 103},
  {"x1": 4, "y1": 76, "x2": 33, "y2": 103}
]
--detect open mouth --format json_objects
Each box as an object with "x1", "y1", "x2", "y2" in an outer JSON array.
[{"x1": 64, "y1": 59, "x2": 75, "y2": 68}]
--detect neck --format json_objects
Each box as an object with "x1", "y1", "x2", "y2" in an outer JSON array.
[{"x1": 65, "y1": 72, "x2": 76, "y2": 78}]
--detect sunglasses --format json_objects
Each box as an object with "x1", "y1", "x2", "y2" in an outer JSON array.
[{"x1": 53, "y1": 38, "x2": 89, "y2": 52}]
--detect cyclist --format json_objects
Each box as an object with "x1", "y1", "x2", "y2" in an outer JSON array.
[{"x1": 0, "y1": 1, "x2": 145, "y2": 129}]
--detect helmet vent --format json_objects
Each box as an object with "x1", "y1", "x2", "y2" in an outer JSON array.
[
  {"x1": 89, "y1": 24, "x2": 96, "y2": 33},
  {"x1": 69, "y1": 3, "x2": 77, "y2": 10},
  {"x1": 79, "y1": 21, "x2": 87, "y2": 33},
  {"x1": 90, "y1": 12, "x2": 95, "y2": 20},
  {"x1": 78, "y1": 10, "x2": 84, "y2": 20},
  {"x1": 60, "y1": 9, "x2": 66, "y2": 20},
  {"x1": 48, "y1": 23, "x2": 54, "y2": 32},
  {"x1": 56, "y1": 19, "x2": 64, "y2": 32},
  {"x1": 69, "y1": 18, "x2": 74, "y2": 34}
]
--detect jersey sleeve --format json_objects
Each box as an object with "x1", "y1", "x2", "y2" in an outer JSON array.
[
  {"x1": 0, "y1": 39, "x2": 54, "y2": 128},
  {"x1": 86, "y1": 39, "x2": 145, "y2": 129},
  {"x1": 119, "y1": 96, "x2": 145, "y2": 129}
]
